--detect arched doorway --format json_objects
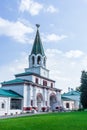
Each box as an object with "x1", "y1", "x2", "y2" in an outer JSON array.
[
  {"x1": 37, "y1": 93, "x2": 43, "y2": 112},
  {"x1": 50, "y1": 93, "x2": 57, "y2": 110}
]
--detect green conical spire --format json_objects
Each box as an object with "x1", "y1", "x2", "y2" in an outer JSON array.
[{"x1": 31, "y1": 24, "x2": 45, "y2": 56}]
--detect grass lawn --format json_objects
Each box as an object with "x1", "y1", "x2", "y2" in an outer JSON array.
[{"x1": 0, "y1": 111, "x2": 87, "y2": 130}]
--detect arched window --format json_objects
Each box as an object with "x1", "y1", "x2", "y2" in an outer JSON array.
[
  {"x1": 51, "y1": 83, "x2": 53, "y2": 88},
  {"x1": 43, "y1": 80, "x2": 47, "y2": 86},
  {"x1": 35, "y1": 78, "x2": 38, "y2": 84},
  {"x1": 1, "y1": 103, "x2": 5, "y2": 109},
  {"x1": 32, "y1": 56, "x2": 35, "y2": 65},
  {"x1": 66, "y1": 103, "x2": 69, "y2": 108},
  {"x1": 37, "y1": 56, "x2": 41, "y2": 65}
]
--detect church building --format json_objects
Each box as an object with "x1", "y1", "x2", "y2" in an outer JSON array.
[{"x1": 0, "y1": 24, "x2": 61, "y2": 115}]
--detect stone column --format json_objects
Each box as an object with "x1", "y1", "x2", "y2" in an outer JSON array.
[
  {"x1": 7, "y1": 98, "x2": 10, "y2": 115},
  {"x1": 27, "y1": 85, "x2": 32, "y2": 110},
  {"x1": 43, "y1": 88, "x2": 46, "y2": 106},
  {"x1": 23, "y1": 85, "x2": 28, "y2": 108},
  {"x1": 35, "y1": 56, "x2": 37, "y2": 66},
  {"x1": 42, "y1": 88, "x2": 46, "y2": 112},
  {"x1": 33, "y1": 86, "x2": 37, "y2": 110},
  {"x1": 41, "y1": 57, "x2": 43, "y2": 66},
  {"x1": 23, "y1": 84, "x2": 32, "y2": 112},
  {"x1": 74, "y1": 101, "x2": 79, "y2": 110},
  {"x1": 56, "y1": 91, "x2": 62, "y2": 106},
  {"x1": 47, "y1": 89, "x2": 50, "y2": 107}
]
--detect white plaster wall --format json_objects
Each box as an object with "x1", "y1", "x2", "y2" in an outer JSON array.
[
  {"x1": 47, "y1": 80, "x2": 55, "y2": 88},
  {"x1": 62, "y1": 100, "x2": 75, "y2": 110},
  {"x1": 30, "y1": 86, "x2": 48, "y2": 107},
  {"x1": 25, "y1": 67, "x2": 40, "y2": 75},
  {"x1": 9, "y1": 110, "x2": 22, "y2": 115},
  {"x1": 40, "y1": 67, "x2": 49, "y2": 78},
  {"x1": 0, "y1": 97, "x2": 22, "y2": 116},
  {"x1": 25, "y1": 66, "x2": 49, "y2": 78},
  {"x1": 56, "y1": 92, "x2": 62, "y2": 106},
  {"x1": 16, "y1": 75, "x2": 33, "y2": 82},
  {"x1": 16, "y1": 73, "x2": 54, "y2": 89},
  {"x1": 23, "y1": 84, "x2": 33, "y2": 107},
  {"x1": 74, "y1": 101, "x2": 79, "y2": 110},
  {"x1": 0, "y1": 97, "x2": 9, "y2": 116},
  {"x1": 33, "y1": 76, "x2": 55, "y2": 88}
]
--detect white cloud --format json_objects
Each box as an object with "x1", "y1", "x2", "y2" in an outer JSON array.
[
  {"x1": 0, "y1": 17, "x2": 67, "y2": 44},
  {"x1": 65, "y1": 50, "x2": 84, "y2": 58},
  {"x1": 45, "y1": 49, "x2": 87, "y2": 92},
  {"x1": 46, "y1": 5, "x2": 59, "y2": 13},
  {"x1": 19, "y1": 0, "x2": 43, "y2": 15},
  {"x1": 19, "y1": 0, "x2": 59, "y2": 15},
  {"x1": 42, "y1": 33, "x2": 68, "y2": 42},
  {"x1": 0, "y1": 17, "x2": 34, "y2": 43}
]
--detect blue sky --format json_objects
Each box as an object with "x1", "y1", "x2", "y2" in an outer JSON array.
[{"x1": 0, "y1": 0, "x2": 87, "y2": 92}]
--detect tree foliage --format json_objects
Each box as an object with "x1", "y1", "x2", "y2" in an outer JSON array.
[
  {"x1": 76, "y1": 86, "x2": 81, "y2": 92},
  {"x1": 80, "y1": 70, "x2": 87, "y2": 108}
]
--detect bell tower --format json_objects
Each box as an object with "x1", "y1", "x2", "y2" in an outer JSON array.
[
  {"x1": 29, "y1": 24, "x2": 46, "y2": 68},
  {"x1": 25, "y1": 24, "x2": 49, "y2": 78}
]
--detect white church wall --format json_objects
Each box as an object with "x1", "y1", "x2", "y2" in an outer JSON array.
[
  {"x1": 25, "y1": 67, "x2": 40, "y2": 75},
  {"x1": 23, "y1": 84, "x2": 28, "y2": 107},
  {"x1": 35, "y1": 87, "x2": 43, "y2": 95},
  {"x1": 0, "y1": 97, "x2": 22, "y2": 116},
  {"x1": 23, "y1": 84, "x2": 34, "y2": 108},
  {"x1": 9, "y1": 109, "x2": 22, "y2": 115},
  {"x1": 0, "y1": 97, "x2": 9, "y2": 116},
  {"x1": 56, "y1": 91, "x2": 62, "y2": 106},
  {"x1": 62, "y1": 100, "x2": 75, "y2": 110},
  {"x1": 40, "y1": 67, "x2": 49, "y2": 78},
  {"x1": 16, "y1": 74, "x2": 55, "y2": 89},
  {"x1": 74, "y1": 100, "x2": 79, "y2": 110},
  {"x1": 34, "y1": 75, "x2": 55, "y2": 88},
  {"x1": 47, "y1": 80, "x2": 55, "y2": 88},
  {"x1": 16, "y1": 75, "x2": 33, "y2": 82}
]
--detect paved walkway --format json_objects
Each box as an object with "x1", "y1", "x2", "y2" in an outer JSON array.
[{"x1": 0, "y1": 112, "x2": 51, "y2": 119}]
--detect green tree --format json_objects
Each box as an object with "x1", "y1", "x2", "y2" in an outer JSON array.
[
  {"x1": 76, "y1": 86, "x2": 81, "y2": 92},
  {"x1": 80, "y1": 70, "x2": 87, "y2": 108}
]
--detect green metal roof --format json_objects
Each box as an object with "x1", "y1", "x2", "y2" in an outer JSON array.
[
  {"x1": 1, "y1": 78, "x2": 33, "y2": 86},
  {"x1": 62, "y1": 91, "x2": 80, "y2": 101},
  {"x1": 1, "y1": 78, "x2": 25, "y2": 85},
  {"x1": 62, "y1": 91, "x2": 81, "y2": 97},
  {"x1": 62, "y1": 97, "x2": 74, "y2": 101},
  {"x1": 15, "y1": 71, "x2": 55, "y2": 82},
  {"x1": 15, "y1": 72, "x2": 32, "y2": 77},
  {"x1": 0, "y1": 88, "x2": 23, "y2": 98},
  {"x1": 31, "y1": 25, "x2": 45, "y2": 56}
]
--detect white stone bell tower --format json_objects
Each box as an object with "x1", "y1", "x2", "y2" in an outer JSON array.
[{"x1": 25, "y1": 24, "x2": 49, "y2": 78}]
